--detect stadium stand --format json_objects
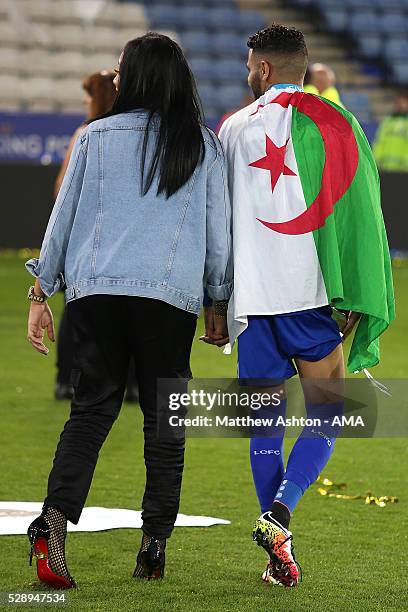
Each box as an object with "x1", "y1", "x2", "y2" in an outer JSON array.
[
  {"x1": 0, "y1": 0, "x2": 402, "y2": 126},
  {"x1": 291, "y1": 0, "x2": 408, "y2": 91},
  {"x1": 0, "y1": 0, "x2": 166, "y2": 113}
]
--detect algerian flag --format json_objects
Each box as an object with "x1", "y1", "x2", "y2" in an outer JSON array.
[{"x1": 219, "y1": 87, "x2": 395, "y2": 373}]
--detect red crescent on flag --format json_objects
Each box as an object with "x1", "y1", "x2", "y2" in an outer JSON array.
[{"x1": 256, "y1": 92, "x2": 359, "y2": 235}]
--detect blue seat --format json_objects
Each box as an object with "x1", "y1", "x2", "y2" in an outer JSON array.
[
  {"x1": 290, "y1": 0, "x2": 313, "y2": 6},
  {"x1": 202, "y1": 0, "x2": 236, "y2": 5},
  {"x1": 238, "y1": 11, "x2": 266, "y2": 34},
  {"x1": 350, "y1": 12, "x2": 381, "y2": 34},
  {"x1": 179, "y1": 7, "x2": 211, "y2": 29},
  {"x1": 341, "y1": 91, "x2": 370, "y2": 109},
  {"x1": 384, "y1": 38, "x2": 408, "y2": 60},
  {"x1": 139, "y1": 0, "x2": 175, "y2": 4},
  {"x1": 358, "y1": 35, "x2": 382, "y2": 59},
  {"x1": 213, "y1": 59, "x2": 246, "y2": 82},
  {"x1": 341, "y1": 92, "x2": 372, "y2": 122},
  {"x1": 316, "y1": 0, "x2": 347, "y2": 7},
  {"x1": 344, "y1": 0, "x2": 378, "y2": 8},
  {"x1": 393, "y1": 62, "x2": 408, "y2": 84},
  {"x1": 197, "y1": 82, "x2": 217, "y2": 108},
  {"x1": 216, "y1": 85, "x2": 247, "y2": 112},
  {"x1": 209, "y1": 9, "x2": 242, "y2": 31},
  {"x1": 324, "y1": 9, "x2": 348, "y2": 32},
  {"x1": 181, "y1": 31, "x2": 211, "y2": 56},
  {"x1": 189, "y1": 57, "x2": 213, "y2": 82},
  {"x1": 147, "y1": 5, "x2": 181, "y2": 28},
  {"x1": 372, "y1": 0, "x2": 405, "y2": 8},
  {"x1": 212, "y1": 33, "x2": 247, "y2": 57},
  {"x1": 380, "y1": 14, "x2": 407, "y2": 34}
]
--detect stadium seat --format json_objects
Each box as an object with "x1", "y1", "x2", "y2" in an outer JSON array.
[
  {"x1": 392, "y1": 62, "x2": 408, "y2": 85},
  {"x1": 108, "y1": 2, "x2": 148, "y2": 28},
  {"x1": 201, "y1": 0, "x2": 236, "y2": 5},
  {"x1": 83, "y1": 53, "x2": 118, "y2": 76},
  {"x1": 235, "y1": 0, "x2": 273, "y2": 6},
  {"x1": 212, "y1": 33, "x2": 248, "y2": 57},
  {"x1": 20, "y1": 0, "x2": 54, "y2": 21},
  {"x1": 384, "y1": 38, "x2": 408, "y2": 60},
  {"x1": 197, "y1": 82, "x2": 216, "y2": 106},
  {"x1": 44, "y1": 0, "x2": 89, "y2": 24},
  {"x1": 83, "y1": 26, "x2": 119, "y2": 52},
  {"x1": 209, "y1": 9, "x2": 242, "y2": 32},
  {"x1": 372, "y1": 0, "x2": 405, "y2": 8},
  {"x1": 95, "y1": 3, "x2": 147, "y2": 28},
  {"x1": 290, "y1": 0, "x2": 314, "y2": 6},
  {"x1": 216, "y1": 84, "x2": 247, "y2": 112},
  {"x1": 19, "y1": 76, "x2": 54, "y2": 104},
  {"x1": 189, "y1": 57, "x2": 213, "y2": 82},
  {"x1": 0, "y1": 75, "x2": 21, "y2": 104},
  {"x1": 316, "y1": 0, "x2": 345, "y2": 9},
  {"x1": 0, "y1": 48, "x2": 20, "y2": 73},
  {"x1": 20, "y1": 49, "x2": 57, "y2": 77},
  {"x1": 341, "y1": 91, "x2": 372, "y2": 122},
  {"x1": 324, "y1": 10, "x2": 348, "y2": 33},
  {"x1": 343, "y1": 0, "x2": 378, "y2": 8},
  {"x1": 237, "y1": 11, "x2": 266, "y2": 34},
  {"x1": 117, "y1": 28, "x2": 148, "y2": 46},
  {"x1": 350, "y1": 12, "x2": 382, "y2": 34},
  {"x1": 213, "y1": 59, "x2": 247, "y2": 83},
  {"x1": 51, "y1": 25, "x2": 85, "y2": 50},
  {"x1": 147, "y1": 5, "x2": 181, "y2": 29},
  {"x1": 179, "y1": 7, "x2": 211, "y2": 29},
  {"x1": 380, "y1": 14, "x2": 407, "y2": 35},
  {"x1": 0, "y1": 100, "x2": 21, "y2": 112},
  {"x1": 0, "y1": 21, "x2": 20, "y2": 45},
  {"x1": 181, "y1": 31, "x2": 212, "y2": 56},
  {"x1": 358, "y1": 35, "x2": 382, "y2": 59},
  {"x1": 50, "y1": 51, "x2": 88, "y2": 77},
  {"x1": 140, "y1": 0, "x2": 236, "y2": 5},
  {"x1": 0, "y1": 0, "x2": 10, "y2": 19},
  {"x1": 53, "y1": 78, "x2": 84, "y2": 105}
]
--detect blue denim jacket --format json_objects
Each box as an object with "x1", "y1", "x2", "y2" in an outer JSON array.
[{"x1": 26, "y1": 110, "x2": 233, "y2": 315}]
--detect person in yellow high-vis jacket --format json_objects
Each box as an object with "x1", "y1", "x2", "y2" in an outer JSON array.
[
  {"x1": 304, "y1": 62, "x2": 344, "y2": 107},
  {"x1": 373, "y1": 91, "x2": 408, "y2": 172}
]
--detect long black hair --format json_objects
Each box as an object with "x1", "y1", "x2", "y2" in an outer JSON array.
[{"x1": 88, "y1": 32, "x2": 205, "y2": 198}]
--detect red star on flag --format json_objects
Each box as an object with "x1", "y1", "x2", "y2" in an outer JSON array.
[{"x1": 249, "y1": 135, "x2": 296, "y2": 192}]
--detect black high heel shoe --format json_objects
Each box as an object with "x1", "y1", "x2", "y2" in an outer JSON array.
[
  {"x1": 132, "y1": 534, "x2": 166, "y2": 580},
  {"x1": 27, "y1": 506, "x2": 76, "y2": 589}
]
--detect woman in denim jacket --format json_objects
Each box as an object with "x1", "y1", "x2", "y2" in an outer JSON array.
[{"x1": 25, "y1": 33, "x2": 232, "y2": 588}]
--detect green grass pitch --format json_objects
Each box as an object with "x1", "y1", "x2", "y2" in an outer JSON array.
[{"x1": 0, "y1": 255, "x2": 406, "y2": 611}]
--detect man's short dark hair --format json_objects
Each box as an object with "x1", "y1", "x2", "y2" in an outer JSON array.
[
  {"x1": 247, "y1": 24, "x2": 308, "y2": 78},
  {"x1": 247, "y1": 24, "x2": 307, "y2": 56}
]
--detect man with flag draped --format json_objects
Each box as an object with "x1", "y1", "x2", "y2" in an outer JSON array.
[{"x1": 217, "y1": 24, "x2": 395, "y2": 587}]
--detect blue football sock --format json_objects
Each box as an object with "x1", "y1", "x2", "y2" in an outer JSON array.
[
  {"x1": 249, "y1": 398, "x2": 286, "y2": 513},
  {"x1": 274, "y1": 401, "x2": 343, "y2": 513}
]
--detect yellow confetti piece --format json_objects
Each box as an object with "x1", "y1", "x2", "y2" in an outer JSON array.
[{"x1": 315, "y1": 476, "x2": 398, "y2": 506}]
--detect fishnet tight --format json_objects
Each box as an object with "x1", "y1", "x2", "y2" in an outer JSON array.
[
  {"x1": 140, "y1": 533, "x2": 166, "y2": 554},
  {"x1": 42, "y1": 506, "x2": 72, "y2": 581}
]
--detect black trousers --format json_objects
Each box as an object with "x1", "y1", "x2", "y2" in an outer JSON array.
[
  {"x1": 44, "y1": 295, "x2": 197, "y2": 539},
  {"x1": 56, "y1": 298, "x2": 139, "y2": 394}
]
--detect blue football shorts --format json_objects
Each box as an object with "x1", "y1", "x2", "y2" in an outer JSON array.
[{"x1": 237, "y1": 305, "x2": 342, "y2": 385}]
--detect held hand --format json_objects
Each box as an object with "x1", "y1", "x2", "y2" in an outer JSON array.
[
  {"x1": 213, "y1": 313, "x2": 229, "y2": 346},
  {"x1": 27, "y1": 302, "x2": 55, "y2": 355},
  {"x1": 341, "y1": 311, "x2": 361, "y2": 341},
  {"x1": 199, "y1": 306, "x2": 229, "y2": 347}
]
